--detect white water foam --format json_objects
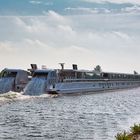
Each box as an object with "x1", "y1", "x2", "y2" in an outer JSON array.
[
  {"x1": 0, "y1": 78, "x2": 15, "y2": 94},
  {"x1": 0, "y1": 91, "x2": 52, "y2": 105}
]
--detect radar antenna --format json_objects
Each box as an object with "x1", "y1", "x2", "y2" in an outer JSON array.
[{"x1": 59, "y1": 63, "x2": 65, "y2": 70}]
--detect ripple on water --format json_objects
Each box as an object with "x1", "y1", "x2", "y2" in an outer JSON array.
[{"x1": 0, "y1": 88, "x2": 140, "y2": 140}]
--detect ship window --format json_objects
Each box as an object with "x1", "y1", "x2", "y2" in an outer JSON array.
[
  {"x1": 3, "y1": 71, "x2": 17, "y2": 78},
  {"x1": 85, "y1": 72, "x2": 93, "y2": 79},
  {"x1": 122, "y1": 83, "x2": 125, "y2": 85},
  {"x1": 99, "y1": 83, "x2": 103, "y2": 86},
  {"x1": 33, "y1": 72, "x2": 48, "y2": 78},
  {"x1": 77, "y1": 72, "x2": 83, "y2": 79},
  {"x1": 103, "y1": 73, "x2": 108, "y2": 78}
]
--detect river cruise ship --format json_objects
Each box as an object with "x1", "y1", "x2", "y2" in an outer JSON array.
[{"x1": 24, "y1": 64, "x2": 140, "y2": 95}]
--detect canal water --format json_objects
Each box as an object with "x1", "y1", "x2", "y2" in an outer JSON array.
[{"x1": 0, "y1": 88, "x2": 140, "y2": 140}]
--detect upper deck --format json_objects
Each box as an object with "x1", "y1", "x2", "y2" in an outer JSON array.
[{"x1": 58, "y1": 69, "x2": 140, "y2": 81}]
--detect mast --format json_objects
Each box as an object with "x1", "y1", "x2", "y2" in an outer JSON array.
[{"x1": 59, "y1": 63, "x2": 65, "y2": 70}]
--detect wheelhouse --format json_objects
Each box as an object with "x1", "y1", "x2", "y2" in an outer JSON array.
[
  {"x1": 0, "y1": 68, "x2": 29, "y2": 92},
  {"x1": 1, "y1": 69, "x2": 17, "y2": 78}
]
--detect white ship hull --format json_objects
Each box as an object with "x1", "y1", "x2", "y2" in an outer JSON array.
[{"x1": 49, "y1": 80, "x2": 140, "y2": 94}]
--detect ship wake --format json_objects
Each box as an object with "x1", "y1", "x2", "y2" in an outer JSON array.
[{"x1": 0, "y1": 91, "x2": 53, "y2": 106}]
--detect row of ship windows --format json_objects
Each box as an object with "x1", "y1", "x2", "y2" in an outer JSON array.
[
  {"x1": 107, "y1": 76, "x2": 140, "y2": 79},
  {"x1": 97, "y1": 82, "x2": 138, "y2": 87},
  {"x1": 62, "y1": 76, "x2": 140, "y2": 79}
]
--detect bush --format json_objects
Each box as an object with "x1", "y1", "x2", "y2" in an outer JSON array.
[
  {"x1": 115, "y1": 124, "x2": 140, "y2": 140},
  {"x1": 115, "y1": 131, "x2": 131, "y2": 140},
  {"x1": 130, "y1": 124, "x2": 140, "y2": 135}
]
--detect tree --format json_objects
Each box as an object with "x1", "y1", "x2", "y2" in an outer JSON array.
[{"x1": 94, "y1": 65, "x2": 102, "y2": 74}]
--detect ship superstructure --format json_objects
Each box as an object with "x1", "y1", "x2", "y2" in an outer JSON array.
[
  {"x1": 0, "y1": 68, "x2": 29, "y2": 94},
  {"x1": 23, "y1": 64, "x2": 140, "y2": 95}
]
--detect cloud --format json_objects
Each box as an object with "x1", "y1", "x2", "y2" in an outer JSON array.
[
  {"x1": 81, "y1": 0, "x2": 140, "y2": 4},
  {"x1": 112, "y1": 31, "x2": 130, "y2": 40},
  {"x1": 0, "y1": 42, "x2": 16, "y2": 52},
  {"x1": 0, "y1": 11, "x2": 140, "y2": 72},
  {"x1": 121, "y1": 5, "x2": 140, "y2": 13},
  {"x1": 29, "y1": 0, "x2": 53, "y2": 6},
  {"x1": 43, "y1": 10, "x2": 67, "y2": 23},
  {"x1": 65, "y1": 7, "x2": 99, "y2": 14},
  {"x1": 64, "y1": 6, "x2": 140, "y2": 15},
  {"x1": 29, "y1": 1, "x2": 42, "y2": 5},
  {"x1": 65, "y1": 7, "x2": 112, "y2": 14}
]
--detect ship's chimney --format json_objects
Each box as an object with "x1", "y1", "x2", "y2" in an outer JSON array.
[
  {"x1": 59, "y1": 63, "x2": 65, "y2": 70},
  {"x1": 31, "y1": 64, "x2": 37, "y2": 70},
  {"x1": 72, "y1": 64, "x2": 78, "y2": 70}
]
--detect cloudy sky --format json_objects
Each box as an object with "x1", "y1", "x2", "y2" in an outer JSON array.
[{"x1": 0, "y1": 0, "x2": 140, "y2": 73}]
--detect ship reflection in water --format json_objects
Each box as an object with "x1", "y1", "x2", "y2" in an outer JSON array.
[{"x1": 0, "y1": 88, "x2": 140, "y2": 140}]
